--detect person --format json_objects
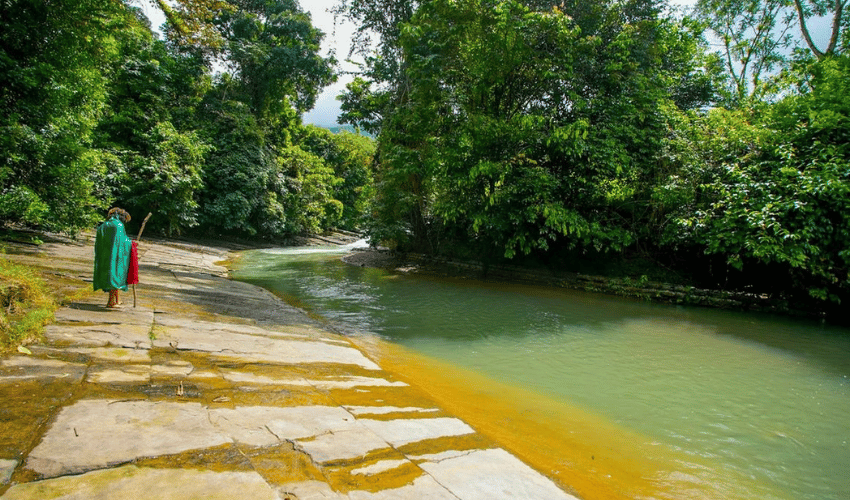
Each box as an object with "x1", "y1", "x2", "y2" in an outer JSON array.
[{"x1": 93, "y1": 207, "x2": 133, "y2": 308}]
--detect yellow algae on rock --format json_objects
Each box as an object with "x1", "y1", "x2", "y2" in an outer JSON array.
[
  {"x1": 350, "y1": 335, "x2": 697, "y2": 500},
  {"x1": 2, "y1": 465, "x2": 280, "y2": 500}
]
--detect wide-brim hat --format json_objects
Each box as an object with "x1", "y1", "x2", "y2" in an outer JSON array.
[{"x1": 107, "y1": 207, "x2": 131, "y2": 222}]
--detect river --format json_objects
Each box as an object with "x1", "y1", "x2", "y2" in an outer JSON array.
[{"x1": 232, "y1": 244, "x2": 850, "y2": 500}]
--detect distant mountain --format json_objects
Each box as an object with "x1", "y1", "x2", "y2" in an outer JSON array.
[{"x1": 323, "y1": 124, "x2": 374, "y2": 138}]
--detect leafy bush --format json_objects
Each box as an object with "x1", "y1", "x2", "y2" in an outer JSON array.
[{"x1": 666, "y1": 56, "x2": 850, "y2": 303}]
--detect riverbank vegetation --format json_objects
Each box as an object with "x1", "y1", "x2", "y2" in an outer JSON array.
[
  {"x1": 1, "y1": 0, "x2": 848, "y2": 319},
  {"x1": 335, "y1": 0, "x2": 849, "y2": 318},
  {"x1": 1, "y1": 0, "x2": 375, "y2": 239},
  {"x1": 0, "y1": 254, "x2": 55, "y2": 352}
]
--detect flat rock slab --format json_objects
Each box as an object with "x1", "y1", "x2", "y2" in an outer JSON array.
[
  {"x1": 219, "y1": 371, "x2": 406, "y2": 389},
  {"x1": 44, "y1": 323, "x2": 152, "y2": 349},
  {"x1": 359, "y1": 418, "x2": 475, "y2": 448},
  {"x1": 213, "y1": 339, "x2": 381, "y2": 370},
  {"x1": 47, "y1": 304, "x2": 153, "y2": 348},
  {"x1": 305, "y1": 376, "x2": 407, "y2": 390},
  {"x1": 209, "y1": 405, "x2": 359, "y2": 447},
  {"x1": 54, "y1": 306, "x2": 154, "y2": 327},
  {"x1": 0, "y1": 357, "x2": 86, "y2": 384},
  {"x1": 26, "y1": 400, "x2": 229, "y2": 478},
  {"x1": 1, "y1": 465, "x2": 278, "y2": 500},
  {"x1": 344, "y1": 406, "x2": 440, "y2": 416},
  {"x1": 295, "y1": 428, "x2": 391, "y2": 463},
  {"x1": 86, "y1": 365, "x2": 150, "y2": 384},
  {"x1": 153, "y1": 322, "x2": 380, "y2": 370},
  {"x1": 0, "y1": 459, "x2": 17, "y2": 485},
  {"x1": 154, "y1": 316, "x2": 306, "y2": 339},
  {"x1": 67, "y1": 347, "x2": 150, "y2": 364},
  {"x1": 27, "y1": 401, "x2": 400, "y2": 478},
  {"x1": 142, "y1": 245, "x2": 228, "y2": 271},
  {"x1": 418, "y1": 448, "x2": 580, "y2": 500},
  {"x1": 218, "y1": 370, "x2": 306, "y2": 386},
  {"x1": 151, "y1": 360, "x2": 194, "y2": 377},
  {"x1": 293, "y1": 417, "x2": 476, "y2": 464},
  {"x1": 348, "y1": 475, "x2": 457, "y2": 500},
  {"x1": 281, "y1": 476, "x2": 458, "y2": 500},
  {"x1": 25, "y1": 399, "x2": 527, "y2": 497},
  {"x1": 350, "y1": 458, "x2": 410, "y2": 476}
]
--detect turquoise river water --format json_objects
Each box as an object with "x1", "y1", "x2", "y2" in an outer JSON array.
[{"x1": 232, "y1": 245, "x2": 850, "y2": 500}]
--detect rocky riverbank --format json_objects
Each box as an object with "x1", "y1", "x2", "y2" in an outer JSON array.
[{"x1": 0, "y1": 232, "x2": 579, "y2": 500}]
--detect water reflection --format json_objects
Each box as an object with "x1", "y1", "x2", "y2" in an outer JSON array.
[{"x1": 233, "y1": 249, "x2": 850, "y2": 500}]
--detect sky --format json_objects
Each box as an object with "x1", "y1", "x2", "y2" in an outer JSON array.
[
  {"x1": 300, "y1": 0, "x2": 359, "y2": 126},
  {"x1": 141, "y1": 0, "x2": 830, "y2": 127}
]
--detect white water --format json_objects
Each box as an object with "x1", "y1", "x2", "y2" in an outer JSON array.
[{"x1": 259, "y1": 238, "x2": 369, "y2": 256}]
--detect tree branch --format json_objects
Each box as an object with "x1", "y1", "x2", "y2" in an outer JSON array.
[
  {"x1": 793, "y1": 0, "x2": 825, "y2": 59},
  {"x1": 153, "y1": 0, "x2": 189, "y2": 38},
  {"x1": 824, "y1": 0, "x2": 846, "y2": 55}
]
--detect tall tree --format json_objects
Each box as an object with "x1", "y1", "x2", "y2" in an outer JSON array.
[
  {"x1": 216, "y1": 0, "x2": 336, "y2": 121},
  {"x1": 295, "y1": 126, "x2": 375, "y2": 230},
  {"x1": 354, "y1": 0, "x2": 713, "y2": 258},
  {"x1": 334, "y1": 0, "x2": 419, "y2": 134},
  {"x1": 693, "y1": 0, "x2": 847, "y2": 103},
  {"x1": 693, "y1": 0, "x2": 798, "y2": 103},
  {"x1": 793, "y1": 0, "x2": 847, "y2": 59},
  {"x1": 0, "y1": 0, "x2": 130, "y2": 232},
  {"x1": 191, "y1": 0, "x2": 339, "y2": 237},
  {"x1": 196, "y1": 91, "x2": 279, "y2": 236},
  {"x1": 664, "y1": 55, "x2": 850, "y2": 305},
  {"x1": 95, "y1": 17, "x2": 211, "y2": 235},
  {"x1": 147, "y1": 0, "x2": 235, "y2": 51}
]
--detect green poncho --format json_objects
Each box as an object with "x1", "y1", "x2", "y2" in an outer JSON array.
[{"x1": 93, "y1": 215, "x2": 132, "y2": 292}]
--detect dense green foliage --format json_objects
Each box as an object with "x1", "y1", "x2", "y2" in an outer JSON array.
[
  {"x1": 341, "y1": 0, "x2": 713, "y2": 257},
  {"x1": 295, "y1": 126, "x2": 377, "y2": 230},
  {"x1": 664, "y1": 56, "x2": 850, "y2": 303},
  {"x1": 2, "y1": 0, "x2": 847, "y2": 313},
  {"x1": 1, "y1": 0, "x2": 374, "y2": 240},
  {"x1": 335, "y1": 0, "x2": 849, "y2": 311},
  {"x1": 1, "y1": 0, "x2": 124, "y2": 231}
]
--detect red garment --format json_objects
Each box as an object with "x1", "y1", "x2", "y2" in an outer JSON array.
[{"x1": 127, "y1": 241, "x2": 139, "y2": 285}]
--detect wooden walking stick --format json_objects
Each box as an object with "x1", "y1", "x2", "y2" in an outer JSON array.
[{"x1": 133, "y1": 213, "x2": 152, "y2": 308}]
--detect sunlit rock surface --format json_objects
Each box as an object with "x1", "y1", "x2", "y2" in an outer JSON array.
[{"x1": 0, "y1": 235, "x2": 578, "y2": 500}]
